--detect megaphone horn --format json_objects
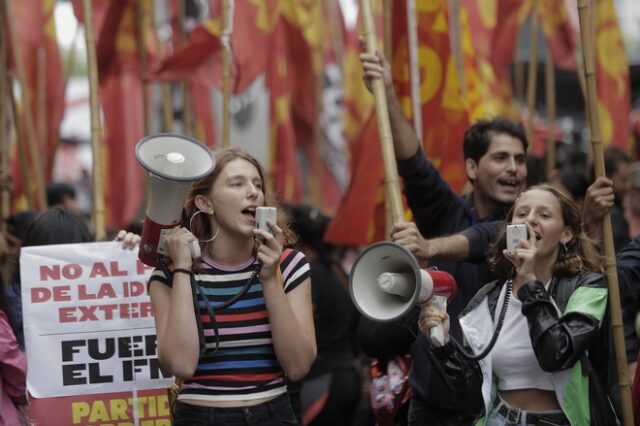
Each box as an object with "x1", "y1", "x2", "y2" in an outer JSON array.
[
  {"x1": 349, "y1": 241, "x2": 457, "y2": 322},
  {"x1": 136, "y1": 134, "x2": 216, "y2": 266}
]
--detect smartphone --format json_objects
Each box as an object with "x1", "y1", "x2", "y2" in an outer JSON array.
[
  {"x1": 256, "y1": 207, "x2": 277, "y2": 235},
  {"x1": 506, "y1": 224, "x2": 528, "y2": 255}
]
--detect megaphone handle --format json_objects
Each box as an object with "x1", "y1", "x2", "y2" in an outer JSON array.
[{"x1": 190, "y1": 240, "x2": 201, "y2": 259}]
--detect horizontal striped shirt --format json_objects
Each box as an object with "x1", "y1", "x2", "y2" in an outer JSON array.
[{"x1": 152, "y1": 248, "x2": 310, "y2": 402}]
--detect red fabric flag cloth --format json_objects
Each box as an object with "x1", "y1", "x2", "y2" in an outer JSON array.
[
  {"x1": 324, "y1": 1, "x2": 389, "y2": 246},
  {"x1": 8, "y1": 0, "x2": 65, "y2": 209},
  {"x1": 391, "y1": 0, "x2": 469, "y2": 193},
  {"x1": 265, "y1": 22, "x2": 304, "y2": 203},
  {"x1": 594, "y1": 0, "x2": 631, "y2": 149},
  {"x1": 190, "y1": 80, "x2": 217, "y2": 148},
  {"x1": 324, "y1": 115, "x2": 386, "y2": 246},
  {"x1": 72, "y1": 0, "x2": 145, "y2": 230},
  {"x1": 151, "y1": 0, "x2": 278, "y2": 94},
  {"x1": 538, "y1": 0, "x2": 577, "y2": 70}
]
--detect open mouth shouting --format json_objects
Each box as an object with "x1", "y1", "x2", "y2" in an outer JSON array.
[
  {"x1": 497, "y1": 178, "x2": 522, "y2": 196},
  {"x1": 242, "y1": 207, "x2": 257, "y2": 224}
]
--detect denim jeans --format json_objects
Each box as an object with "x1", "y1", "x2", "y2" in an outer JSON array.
[
  {"x1": 486, "y1": 396, "x2": 569, "y2": 426},
  {"x1": 173, "y1": 393, "x2": 299, "y2": 426}
]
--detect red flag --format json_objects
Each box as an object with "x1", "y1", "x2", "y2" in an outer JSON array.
[
  {"x1": 310, "y1": 9, "x2": 350, "y2": 213},
  {"x1": 538, "y1": 0, "x2": 577, "y2": 70},
  {"x1": 594, "y1": 0, "x2": 631, "y2": 149},
  {"x1": 391, "y1": 0, "x2": 469, "y2": 193},
  {"x1": 9, "y1": 0, "x2": 64, "y2": 208},
  {"x1": 459, "y1": 0, "x2": 518, "y2": 119},
  {"x1": 190, "y1": 81, "x2": 217, "y2": 148},
  {"x1": 73, "y1": 0, "x2": 145, "y2": 230},
  {"x1": 265, "y1": 22, "x2": 304, "y2": 203},
  {"x1": 151, "y1": 0, "x2": 278, "y2": 94},
  {"x1": 324, "y1": 115, "x2": 386, "y2": 245},
  {"x1": 324, "y1": 2, "x2": 387, "y2": 245}
]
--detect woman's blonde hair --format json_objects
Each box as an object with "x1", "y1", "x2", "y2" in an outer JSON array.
[{"x1": 488, "y1": 184, "x2": 603, "y2": 279}]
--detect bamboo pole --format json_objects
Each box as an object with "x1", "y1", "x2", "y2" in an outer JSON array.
[
  {"x1": 177, "y1": 1, "x2": 193, "y2": 136},
  {"x1": 383, "y1": 0, "x2": 392, "y2": 60},
  {"x1": 526, "y1": 1, "x2": 539, "y2": 146},
  {"x1": 221, "y1": 0, "x2": 232, "y2": 148},
  {"x1": 0, "y1": 19, "x2": 10, "y2": 227},
  {"x1": 545, "y1": 53, "x2": 556, "y2": 176},
  {"x1": 7, "y1": 77, "x2": 31, "y2": 210},
  {"x1": 149, "y1": 0, "x2": 174, "y2": 133},
  {"x1": 577, "y1": 1, "x2": 632, "y2": 424},
  {"x1": 362, "y1": 0, "x2": 404, "y2": 225},
  {"x1": 37, "y1": 47, "x2": 47, "y2": 173},
  {"x1": 5, "y1": 0, "x2": 47, "y2": 210},
  {"x1": 135, "y1": 0, "x2": 151, "y2": 135},
  {"x1": 82, "y1": 0, "x2": 106, "y2": 241},
  {"x1": 63, "y1": 26, "x2": 81, "y2": 91},
  {"x1": 449, "y1": 0, "x2": 466, "y2": 102},
  {"x1": 407, "y1": 0, "x2": 422, "y2": 141}
]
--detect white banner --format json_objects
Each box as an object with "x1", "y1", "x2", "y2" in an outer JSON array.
[{"x1": 21, "y1": 242, "x2": 173, "y2": 398}]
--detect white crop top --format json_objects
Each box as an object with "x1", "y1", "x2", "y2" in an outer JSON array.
[{"x1": 492, "y1": 282, "x2": 555, "y2": 391}]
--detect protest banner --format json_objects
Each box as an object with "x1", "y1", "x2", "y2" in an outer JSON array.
[{"x1": 20, "y1": 241, "x2": 173, "y2": 425}]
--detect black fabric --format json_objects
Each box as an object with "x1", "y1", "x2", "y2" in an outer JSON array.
[
  {"x1": 615, "y1": 234, "x2": 640, "y2": 362},
  {"x1": 393, "y1": 150, "x2": 502, "y2": 419}
]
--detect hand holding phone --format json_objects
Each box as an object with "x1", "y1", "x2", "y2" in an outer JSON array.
[
  {"x1": 256, "y1": 207, "x2": 277, "y2": 235},
  {"x1": 506, "y1": 224, "x2": 528, "y2": 256}
]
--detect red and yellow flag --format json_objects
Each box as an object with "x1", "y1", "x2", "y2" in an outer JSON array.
[
  {"x1": 73, "y1": 0, "x2": 145, "y2": 230},
  {"x1": 9, "y1": 0, "x2": 64, "y2": 208},
  {"x1": 538, "y1": 0, "x2": 576, "y2": 70},
  {"x1": 324, "y1": 1, "x2": 388, "y2": 245},
  {"x1": 594, "y1": 0, "x2": 631, "y2": 149},
  {"x1": 152, "y1": 0, "x2": 278, "y2": 94},
  {"x1": 459, "y1": 0, "x2": 517, "y2": 119},
  {"x1": 265, "y1": 22, "x2": 304, "y2": 203},
  {"x1": 392, "y1": 0, "x2": 469, "y2": 193}
]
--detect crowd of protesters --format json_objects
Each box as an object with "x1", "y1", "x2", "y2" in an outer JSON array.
[{"x1": 2, "y1": 55, "x2": 640, "y2": 426}]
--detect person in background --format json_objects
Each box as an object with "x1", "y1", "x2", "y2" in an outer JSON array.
[
  {"x1": 0, "y1": 267, "x2": 27, "y2": 426},
  {"x1": 46, "y1": 182, "x2": 82, "y2": 215},
  {"x1": 285, "y1": 203, "x2": 361, "y2": 426},
  {"x1": 360, "y1": 50, "x2": 528, "y2": 425},
  {"x1": 626, "y1": 162, "x2": 640, "y2": 238},
  {"x1": 590, "y1": 146, "x2": 632, "y2": 252},
  {"x1": 1, "y1": 210, "x2": 38, "y2": 296},
  {"x1": 6, "y1": 207, "x2": 92, "y2": 349},
  {"x1": 148, "y1": 147, "x2": 316, "y2": 426},
  {"x1": 422, "y1": 185, "x2": 612, "y2": 425}
]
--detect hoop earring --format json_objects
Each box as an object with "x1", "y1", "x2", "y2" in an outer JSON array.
[
  {"x1": 189, "y1": 210, "x2": 220, "y2": 243},
  {"x1": 561, "y1": 242, "x2": 568, "y2": 253}
]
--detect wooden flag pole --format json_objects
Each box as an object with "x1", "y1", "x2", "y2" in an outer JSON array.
[
  {"x1": 0, "y1": 20, "x2": 10, "y2": 227},
  {"x1": 63, "y1": 26, "x2": 81, "y2": 91},
  {"x1": 577, "y1": 1, "x2": 632, "y2": 424},
  {"x1": 177, "y1": 1, "x2": 193, "y2": 136},
  {"x1": 37, "y1": 47, "x2": 47, "y2": 173},
  {"x1": 545, "y1": 51, "x2": 556, "y2": 176},
  {"x1": 82, "y1": 0, "x2": 106, "y2": 241},
  {"x1": 449, "y1": 0, "x2": 466, "y2": 102},
  {"x1": 135, "y1": 0, "x2": 151, "y2": 135},
  {"x1": 148, "y1": 0, "x2": 174, "y2": 133},
  {"x1": 407, "y1": 0, "x2": 422, "y2": 141},
  {"x1": 361, "y1": 0, "x2": 404, "y2": 225},
  {"x1": 221, "y1": 0, "x2": 232, "y2": 148},
  {"x1": 526, "y1": 0, "x2": 539, "y2": 145},
  {"x1": 7, "y1": 76, "x2": 31, "y2": 210},
  {"x1": 5, "y1": 0, "x2": 47, "y2": 210}
]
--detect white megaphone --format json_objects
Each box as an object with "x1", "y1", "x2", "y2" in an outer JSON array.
[
  {"x1": 136, "y1": 134, "x2": 216, "y2": 266},
  {"x1": 349, "y1": 241, "x2": 457, "y2": 346}
]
